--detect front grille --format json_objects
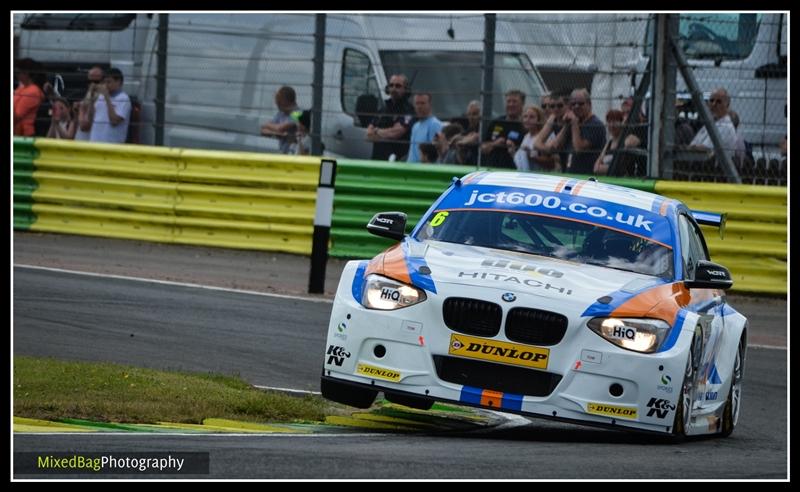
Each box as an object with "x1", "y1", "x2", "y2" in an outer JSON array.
[
  {"x1": 433, "y1": 355, "x2": 562, "y2": 397},
  {"x1": 505, "y1": 308, "x2": 569, "y2": 346},
  {"x1": 442, "y1": 297, "x2": 502, "y2": 337}
]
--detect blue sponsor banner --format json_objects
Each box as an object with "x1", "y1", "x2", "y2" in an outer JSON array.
[{"x1": 435, "y1": 185, "x2": 673, "y2": 245}]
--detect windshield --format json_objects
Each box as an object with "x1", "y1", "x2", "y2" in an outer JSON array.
[
  {"x1": 676, "y1": 14, "x2": 761, "y2": 60},
  {"x1": 20, "y1": 14, "x2": 136, "y2": 31},
  {"x1": 380, "y1": 51, "x2": 546, "y2": 120},
  {"x1": 415, "y1": 210, "x2": 673, "y2": 279}
]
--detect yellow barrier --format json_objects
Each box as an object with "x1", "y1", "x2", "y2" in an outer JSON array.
[
  {"x1": 30, "y1": 139, "x2": 320, "y2": 255},
  {"x1": 654, "y1": 181, "x2": 787, "y2": 295}
]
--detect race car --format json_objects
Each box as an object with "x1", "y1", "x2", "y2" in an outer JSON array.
[{"x1": 321, "y1": 171, "x2": 746, "y2": 438}]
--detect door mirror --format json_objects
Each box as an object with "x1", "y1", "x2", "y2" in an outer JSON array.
[
  {"x1": 367, "y1": 212, "x2": 407, "y2": 241},
  {"x1": 685, "y1": 260, "x2": 733, "y2": 290}
]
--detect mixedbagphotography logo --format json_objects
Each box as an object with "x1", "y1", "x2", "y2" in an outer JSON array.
[{"x1": 15, "y1": 452, "x2": 210, "y2": 475}]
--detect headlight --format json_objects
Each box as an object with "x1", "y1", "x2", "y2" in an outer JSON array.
[
  {"x1": 362, "y1": 274, "x2": 427, "y2": 310},
  {"x1": 587, "y1": 317, "x2": 671, "y2": 353}
]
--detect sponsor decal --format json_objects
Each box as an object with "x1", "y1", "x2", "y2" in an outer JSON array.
[
  {"x1": 657, "y1": 373, "x2": 673, "y2": 394},
  {"x1": 587, "y1": 402, "x2": 638, "y2": 420},
  {"x1": 380, "y1": 287, "x2": 402, "y2": 302},
  {"x1": 334, "y1": 322, "x2": 347, "y2": 341},
  {"x1": 707, "y1": 270, "x2": 727, "y2": 277},
  {"x1": 448, "y1": 334, "x2": 549, "y2": 369},
  {"x1": 356, "y1": 363, "x2": 401, "y2": 382},
  {"x1": 458, "y1": 271, "x2": 573, "y2": 296},
  {"x1": 463, "y1": 189, "x2": 655, "y2": 232},
  {"x1": 501, "y1": 292, "x2": 516, "y2": 302},
  {"x1": 608, "y1": 325, "x2": 636, "y2": 341},
  {"x1": 430, "y1": 211, "x2": 449, "y2": 227},
  {"x1": 326, "y1": 345, "x2": 351, "y2": 367},
  {"x1": 705, "y1": 391, "x2": 718, "y2": 401},
  {"x1": 645, "y1": 397, "x2": 676, "y2": 419},
  {"x1": 481, "y1": 259, "x2": 564, "y2": 278},
  {"x1": 374, "y1": 217, "x2": 394, "y2": 225}
]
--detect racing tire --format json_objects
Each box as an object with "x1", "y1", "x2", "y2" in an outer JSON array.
[
  {"x1": 384, "y1": 392, "x2": 435, "y2": 410},
  {"x1": 720, "y1": 337, "x2": 744, "y2": 437},
  {"x1": 671, "y1": 326, "x2": 702, "y2": 440},
  {"x1": 320, "y1": 377, "x2": 378, "y2": 408}
]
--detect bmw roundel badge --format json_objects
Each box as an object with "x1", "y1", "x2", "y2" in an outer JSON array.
[{"x1": 502, "y1": 292, "x2": 516, "y2": 302}]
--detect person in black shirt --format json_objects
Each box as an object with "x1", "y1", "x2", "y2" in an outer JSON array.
[
  {"x1": 366, "y1": 74, "x2": 415, "y2": 161},
  {"x1": 480, "y1": 90, "x2": 525, "y2": 168}
]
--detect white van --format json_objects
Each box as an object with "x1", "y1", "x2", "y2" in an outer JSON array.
[{"x1": 15, "y1": 13, "x2": 548, "y2": 159}]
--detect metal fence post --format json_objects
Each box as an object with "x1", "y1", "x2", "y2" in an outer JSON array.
[
  {"x1": 311, "y1": 14, "x2": 326, "y2": 156},
  {"x1": 155, "y1": 14, "x2": 168, "y2": 146},
  {"x1": 670, "y1": 36, "x2": 741, "y2": 184},
  {"x1": 309, "y1": 159, "x2": 337, "y2": 294},
  {"x1": 478, "y1": 13, "x2": 496, "y2": 170}
]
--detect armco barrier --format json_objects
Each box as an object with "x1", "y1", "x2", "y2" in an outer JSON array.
[
  {"x1": 330, "y1": 159, "x2": 656, "y2": 258},
  {"x1": 13, "y1": 138, "x2": 321, "y2": 255},
  {"x1": 13, "y1": 137, "x2": 38, "y2": 230},
  {"x1": 654, "y1": 181, "x2": 787, "y2": 295}
]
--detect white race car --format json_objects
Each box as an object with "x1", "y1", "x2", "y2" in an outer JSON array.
[{"x1": 321, "y1": 172, "x2": 746, "y2": 438}]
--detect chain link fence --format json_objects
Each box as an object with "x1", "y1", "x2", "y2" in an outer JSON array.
[{"x1": 14, "y1": 12, "x2": 787, "y2": 184}]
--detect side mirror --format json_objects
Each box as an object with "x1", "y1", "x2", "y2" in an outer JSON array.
[
  {"x1": 366, "y1": 212, "x2": 407, "y2": 241},
  {"x1": 685, "y1": 260, "x2": 733, "y2": 290}
]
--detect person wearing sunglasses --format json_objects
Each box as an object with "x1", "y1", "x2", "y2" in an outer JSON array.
[
  {"x1": 534, "y1": 89, "x2": 570, "y2": 168},
  {"x1": 688, "y1": 87, "x2": 737, "y2": 160},
  {"x1": 366, "y1": 74, "x2": 415, "y2": 161}
]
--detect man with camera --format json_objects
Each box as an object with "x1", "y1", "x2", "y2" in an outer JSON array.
[
  {"x1": 480, "y1": 89, "x2": 526, "y2": 168},
  {"x1": 88, "y1": 68, "x2": 131, "y2": 144},
  {"x1": 74, "y1": 66, "x2": 105, "y2": 141},
  {"x1": 366, "y1": 74, "x2": 415, "y2": 161}
]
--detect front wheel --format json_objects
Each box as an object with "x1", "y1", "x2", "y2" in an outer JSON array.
[
  {"x1": 672, "y1": 327, "x2": 702, "y2": 439},
  {"x1": 720, "y1": 338, "x2": 745, "y2": 437}
]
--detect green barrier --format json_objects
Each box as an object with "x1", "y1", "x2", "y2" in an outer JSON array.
[
  {"x1": 15, "y1": 138, "x2": 321, "y2": 255},
  {"x1": 13, "y1": 137, "x2": 39, "y2": 230},
  {"x1": 655, "y1": 181, "x2": 786, "y2": 295},
  {"x1": 330, "y1": 159, "x2": 656, "y2": 258}
]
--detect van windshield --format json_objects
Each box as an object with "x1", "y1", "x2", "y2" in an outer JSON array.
[
  {"x1": 678, "y1": 14, "x2": 761, "y2": 60},
  {"x1": 380, "y1": 51, "x2": 546, "y2": 120},
  {"x1": 20, "y1": 14, "x2": 136, "y2": 31}
]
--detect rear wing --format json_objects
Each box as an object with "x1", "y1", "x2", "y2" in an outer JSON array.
[{"x1": 691, "y1": 210, "x2": 727, "y2": 239}]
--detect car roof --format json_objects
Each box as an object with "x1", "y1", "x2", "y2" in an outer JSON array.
[{"x1": 462, "y1": 171, "x2": 680, "y2": 215}]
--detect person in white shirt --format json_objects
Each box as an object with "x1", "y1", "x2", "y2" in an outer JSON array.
[
  {"x1": 689, "y1": 87, "x2": 737, "y2": 159},
  {"x1": 89, "y1": 67, "x2": 131, "y2": 144}
]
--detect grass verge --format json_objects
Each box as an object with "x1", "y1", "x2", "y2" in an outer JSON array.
[{"x1": 14, "y1": 355, "x2": 328, "y2": 424}]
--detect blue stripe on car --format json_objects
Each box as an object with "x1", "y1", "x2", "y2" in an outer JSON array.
[
  {"x1": 658, "y1": 309, "x2": 687, "y2": 353},
  {"x1": 351, "y1": 261, "x2": 368, "y2": 303},
  {"x1": 459, "y1": 386, "x2": 483, "y2": 405},
  {"x1": 501, "y1": 393, "x2": 524, "y2": 411},
  {"x1": 402, "y1": 241, "x2": 437, "y2": 294}
]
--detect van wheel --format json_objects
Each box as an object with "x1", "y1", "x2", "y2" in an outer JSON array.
[
  {"x1": 320, "y1": 378, "x2": 377, "y2": 408},
  {"x1": 720, "y1": 338, "x2": 744, "y2": 437},
  {"x1": 384, "y1": 392, "x2": 434, "y2": 410}
]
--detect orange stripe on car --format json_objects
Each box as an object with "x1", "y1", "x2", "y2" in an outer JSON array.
[
  {"x1": 480, "y1": 389, "x2": 504, "y2": 408},
  {"x1": 554, "y1": 178, "x2": 568, "y2": 193},
  {"x1": 611, "y1": 282, "x2": 691, "y2": 325},
  {"x1": 364, "y1": 243, "x2": 412, "y2": 284},
  {"x1": 659, "y1": 200, "x2": 670, "y2": 216},
  {"x1": 571, "y1": 181, "x2": 587, "y2": 196}
]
